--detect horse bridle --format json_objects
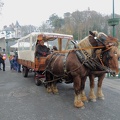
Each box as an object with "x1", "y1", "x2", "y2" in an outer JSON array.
[
  {"x1": 96, "y1": 46, "x2": 117, "y2": 76},
  {"x1": 89, "y1": 31, "x2": 107, "y2": 47},
  {"x1": 90, "y1": 31, "x2": 116, "y2": 67},
  {"x1": 98, "y1": 47, "x2": 112, "y2": 67}
]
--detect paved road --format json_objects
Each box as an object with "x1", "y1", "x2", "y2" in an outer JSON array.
[{"x1": 0, "y1": 59, "x2": 120, "y2": 120}]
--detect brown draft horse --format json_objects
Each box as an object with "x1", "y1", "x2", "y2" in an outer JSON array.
[
  {"x1": 80, "y1": 45, "x2": 119, "y2": 102},
  {"x1": 44, "y1": 31, "x2": 119, "y2": 108}
]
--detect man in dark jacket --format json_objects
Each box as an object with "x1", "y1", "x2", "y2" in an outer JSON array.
[
  {"x1": 0, "y1": 54, "x2": 5, "y2": 71},
  {"x1": 35, "y1": 39, "x2": 50, "y2": 57}
]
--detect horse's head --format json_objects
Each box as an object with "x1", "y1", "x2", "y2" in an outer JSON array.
[
  {"x1": 102, "y1": 46, "x2": 119, "y2": 75},
  {"x1": 89, "y1": 31, "x2": 118, "y2": 48},
  {"x1": 77, "y1": 31, "x2": 119, "y2": 60}
]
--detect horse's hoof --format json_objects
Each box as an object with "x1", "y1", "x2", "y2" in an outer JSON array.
[
  {"x1": 53, "y1": 92, "x2": 59, "y2": 95},
  {"x1": 89, "y1": 98, "x2": 96, "y2": 102},
  {"x1": 97, "y1": 96, "x2": 105, "y2": 100},
  {"x1": 81, "y1": 96, "x2": 88, "y2": 102},
  {"x1": 74, "y1": 101, "x2": 84, "y2": 108},
  {"x1": 81, "y1": 106, "x2": 85, "y2": 109},
  {"x1": 52, "y1": 88, "x2": 59, "y2": 94},
  {"x1": 53, "y1": 91, "x2": 59, "y2": 94},
  {"x1": 46, "y1": 88, "x2": 52, "y2": 93}
]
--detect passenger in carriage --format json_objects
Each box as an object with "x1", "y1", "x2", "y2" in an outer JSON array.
[
  {"x1": 51, "y1": 46, "x2": 58, "y2": 53},
  {"x1": 35, "y1": 39, "x2": 50, "y2": 58},
  {"x1": 35, "y1": 38, "x2": 50, "y2": 77}
]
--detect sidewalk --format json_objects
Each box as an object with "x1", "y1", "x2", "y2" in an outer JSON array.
[{"x1": 105, "y1": 76, "x2": 120, "y2": 81}]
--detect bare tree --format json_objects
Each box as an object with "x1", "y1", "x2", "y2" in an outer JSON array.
[{"x1": 38, "y1": 21, "x2": 53, "y2": 32}]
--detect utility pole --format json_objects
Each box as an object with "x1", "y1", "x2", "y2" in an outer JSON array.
[
  {"x1": 112, "y1": 0, "x2": 115, "y2": 37},
  {"x1": 108, "y1": 0, "x2": 119, "y2": 37}
]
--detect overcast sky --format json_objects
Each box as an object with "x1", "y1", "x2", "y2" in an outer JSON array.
[{"x1": 0, "y1": 0, "x2": 120, "y2": 29}]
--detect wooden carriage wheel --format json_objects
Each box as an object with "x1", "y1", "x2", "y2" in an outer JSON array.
[{"x1": 34, "y1": 72, "x2": 42, "y2": 86}]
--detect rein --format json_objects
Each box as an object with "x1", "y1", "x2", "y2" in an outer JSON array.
[
  {"x1": 77, "y1": 45, "x2": 105, "y2": 50},
  {"x1": 74, "y1": 44, "x2": 114, "y2": 51},
  {"x1": 50, "y1": 46, "x2": 107, "y2": 53}
]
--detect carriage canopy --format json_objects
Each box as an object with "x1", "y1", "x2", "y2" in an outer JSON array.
[{"x1": 17, "y1": 32, "x2": 73, "y2": 62}]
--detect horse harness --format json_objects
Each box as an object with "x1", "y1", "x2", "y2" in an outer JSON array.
[
  {"x1": 44, "y1": 52, "x2": 67, "y2": 76},
  {"x1": 44, "y1": 52, "x2": 82, "y2": 80},
  {"x1": 76, "y1": 49, "x2": 107, "y2": 71},
  {"x1": 72, "y1": 38, "x2": 114, "y2": 73}
]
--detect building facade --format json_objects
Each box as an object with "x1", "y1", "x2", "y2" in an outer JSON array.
[{"x1": 0, "y1": 21, "x2": 21, "y2": 54}]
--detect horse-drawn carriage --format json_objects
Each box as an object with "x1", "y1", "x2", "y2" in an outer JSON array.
[
  {"x1": 18, "y1": 31, "x2": 119, "y2": 108},
  {"x1": 17, "y1": 32, "x2": 73, "y2": 85}
]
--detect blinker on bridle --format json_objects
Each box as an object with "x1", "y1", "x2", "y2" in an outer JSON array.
[
  {"x1": 94, "y1": 35, "x2": 107, "y2": 47},
  {"x1": 89, "y1": 31, "x2": 106, "y2": 47}
]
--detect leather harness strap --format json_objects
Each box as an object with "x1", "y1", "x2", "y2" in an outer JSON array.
[
  {"x1": 51, "y1": 53, "x2": 61, "y2": 71},
  {"x1": 63, "y1": 53, "x2": 68, "y2": 74}
]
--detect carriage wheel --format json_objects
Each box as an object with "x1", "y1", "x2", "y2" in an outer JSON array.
[
  {"x1": 22, "y1": 67, "x2": 29, "y2": 77},
  {"x1": 34, "y1": 73, "x2": 42, "y2": 86}
]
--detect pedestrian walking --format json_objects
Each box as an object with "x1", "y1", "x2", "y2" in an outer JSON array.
[
  {"x1": 9, "y1": 55, "x2": 14, "y2": 70},
  {"x1": 0, "y1": 53, "x2": 5, "y2": 71}
]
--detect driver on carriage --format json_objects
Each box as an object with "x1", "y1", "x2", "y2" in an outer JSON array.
[{"x1": 35, "y1": 36, "x2": 50, "y2": 58}]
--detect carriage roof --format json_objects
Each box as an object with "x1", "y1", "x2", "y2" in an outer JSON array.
[
  {"x1": 18, "y1": 32, "x2": 73, "y2": 42},
  {"x1": 37, "y1": 32, "x2": 73, "y2": 41}
]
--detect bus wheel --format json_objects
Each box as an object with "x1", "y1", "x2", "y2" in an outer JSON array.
[{"x1": 22, "y1": 67, "x2": 29, "y2": 77}]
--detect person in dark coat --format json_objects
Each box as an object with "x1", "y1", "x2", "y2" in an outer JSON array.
[
  {"x1": 0, "y1": 53, "x2": 5, "y2": 71},
  {"x1": 35, "y1": 38, "x2": 50, "y2": 77},
  {"x1": 35, "y1": 39, "x2": 50, "y2": 57}
]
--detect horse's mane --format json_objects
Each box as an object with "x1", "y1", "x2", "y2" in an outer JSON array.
[
  {"x1": 77, "y1": 36, "x2": 93, "y2": 56},
  {"x1": 77, "y1": 31, "x2": 99, "y2": 56},
  {"x1": 97, "y1": 32, "x2": 107, "y2": 38},
  {"x1": 92, "y1": 31, "x2": 99, "y2": 36}
]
